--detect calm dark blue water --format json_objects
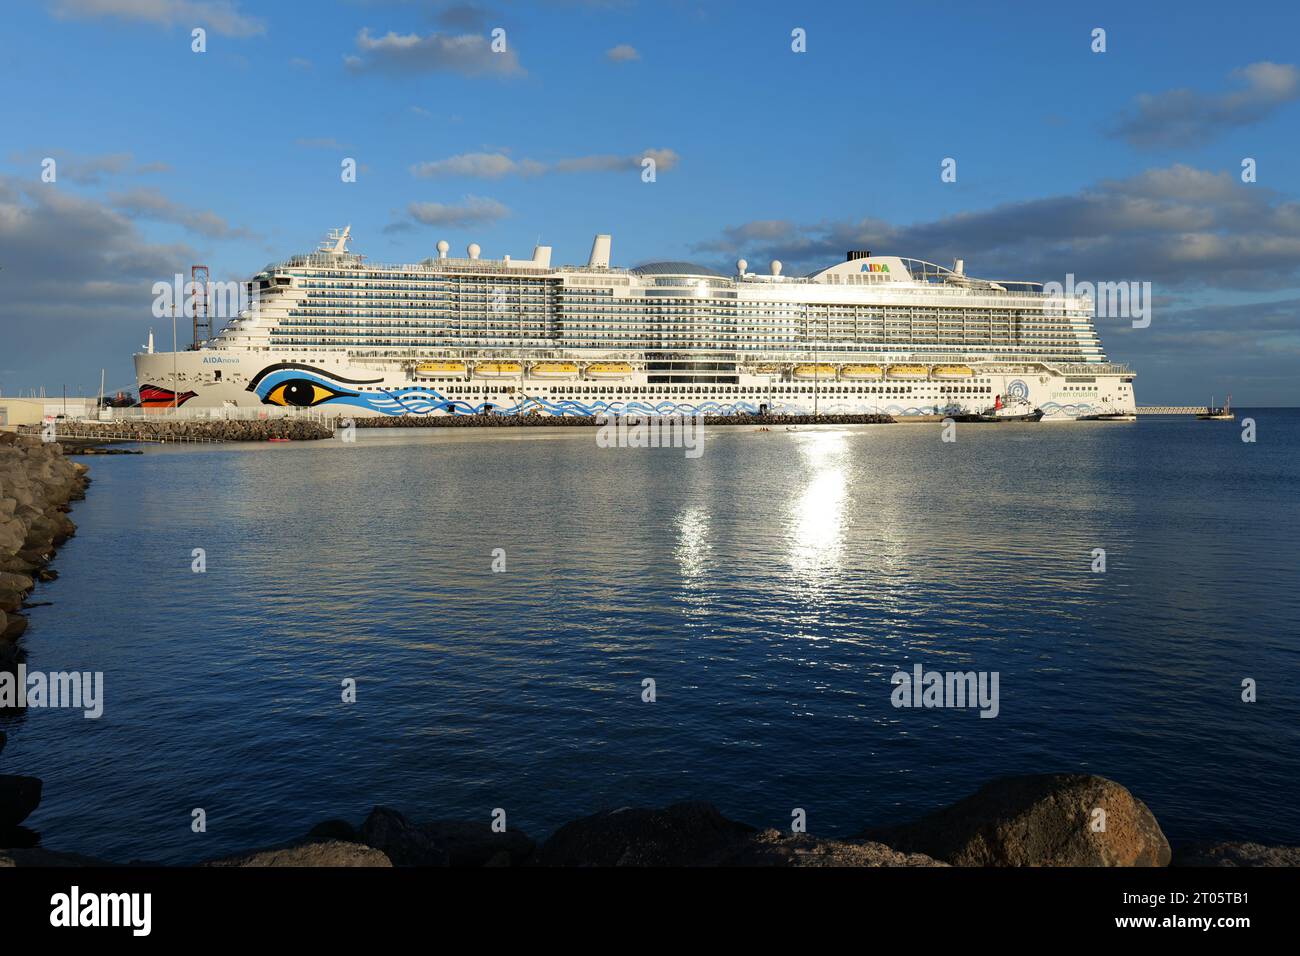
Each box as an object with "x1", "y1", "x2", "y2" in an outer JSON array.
[{"x1": 4, "y1": 412, "x2": 1299, "y2": 863}]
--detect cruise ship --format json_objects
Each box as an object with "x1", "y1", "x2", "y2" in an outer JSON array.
[{"x1": 134, "y1": 227, "x2": 1136, "y2": 418}]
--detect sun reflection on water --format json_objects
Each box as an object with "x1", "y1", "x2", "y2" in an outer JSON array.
[{"x1": 787, "y1": 432, "x2": 849, "y2": 583}]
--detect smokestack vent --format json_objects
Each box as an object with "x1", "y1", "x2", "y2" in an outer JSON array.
[{"x1": 588, "y1": 234, "x2": 612, "y2": 268}]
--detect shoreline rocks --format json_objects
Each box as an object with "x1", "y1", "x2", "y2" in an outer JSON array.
[
  {"x1": 1, "y1": 433, "x2": 90, "y2": 665},
  {"x1": 1, "y1": 774, "x2": 1297, "y2": 867},
  {"x1": 1, "y1": 432, "x2": 91, "y2": 847}
]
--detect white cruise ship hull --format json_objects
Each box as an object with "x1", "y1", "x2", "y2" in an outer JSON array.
[
  {"x1": 133, "y1": 350, "x2": 1136, "y2": 419},
  {"x1": 132, "y1": 228, "x2": 1136, "y2": 419}
]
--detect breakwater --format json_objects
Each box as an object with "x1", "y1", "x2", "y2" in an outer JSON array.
[
  {"x1": 352, "y1": 412, "x2": 895, "y2": 429},
  {"x1": 1, "y1": 435, "x2": 90, "y2": 847},
  {"x1": 3, "y1": 773, "x2": 1296, "y2": 867},
  {"x1": 17, "y1": 419, "x2": 333, "y2": 444},
  {"x1": 0, "y1": 434, "x2": 88, "y2": 653}
]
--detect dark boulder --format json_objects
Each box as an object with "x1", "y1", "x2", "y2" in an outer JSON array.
[
  {"x1": 0, "y1": 775, "x2": 41, "y2": 829},
  {"x1": 863, "y1": 773, "x2": 1170, "y2": 867},
  {"x1": 360, "y1": 806, "x2": 450, "y2": 866},
  {"x1": 537, "y1": 801, "x2": 757, "y2": 866},
  {"x1": 306, "y1": 818, "x2": 361, "y2": 843},
  {"x1": 2, "y1": 612, "x2": 28, "y2": 641},
  {"x1": 421, "y1": 820, "x2": 535, "y2": 867}
]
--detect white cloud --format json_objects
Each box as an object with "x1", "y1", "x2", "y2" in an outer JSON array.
[
  {"x1": 109, "y1": 186, "x2": 254, "y2": 239},
  {"x1": 695, "y1": 164, "x2": 1300, "y2": 292},
  {"x1": 48, "y1": 0, "x2": 265, "y2": 37},
  {"x1": 1111, "y1": 61, "x2": 1300, "y2": 149},
  {"x1": 344, "y1": 28, "x2": 523, "y2": 77},
  {"x1": 606, "y1": 43, "x2": 640, "y2": 62},
  {"x1": 411, "y1": 148, "x2": 679, "y2": 178},
  {"x1": 400, "y1": 195, "x2": 511, "y2": 228}
]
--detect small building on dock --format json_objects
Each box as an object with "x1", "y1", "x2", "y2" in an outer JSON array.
[{"x1": 0, "y1": 398, "x2": 100, "y2": 431}]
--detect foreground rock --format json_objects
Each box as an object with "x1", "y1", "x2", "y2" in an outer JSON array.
[
  {"x1": 1172, "y1": 841, "x2": 1300, "y2": 867},
  {"x1": 863, "y1": 774, "x2": 1171, "y2": 867},
  {"x1": 535, "y1": 803, "x2": 945, "y2": 866},
  {"x1": 0, "y1": 775, "x2": 42, "y2": 830},
  {"x1": 710, "y1": 830, "x2": 944, "y2": 867},
  {"x1": 357, "y1": 806, "x2": 535, "y2": 866},
  {"x1": 538, "y1": 801, "x2": 757, "y2": 866},
  {"x1": 359, "y1": 806, "x2": 451, "y2": 866},
  {"x1": 200, "y1": 839, "x2": 392, "y2": 867},
  {"x1": 6, "y1": 784, "x2": 1299, "y2": 865}
]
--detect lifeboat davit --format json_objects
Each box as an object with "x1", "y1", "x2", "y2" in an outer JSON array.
[
  {"x1": 792, "y1": 364, "x2": 837, "y2": 381},
  {"x1": 529, "y1": 362, "x2": 579, "y2": 379},
  {"x1": 887, "y1": 364, "x2": 929, "y2": 380},
  {"x1": 415, "y1": 360, "x2": 466, "y2": 375},
  {"x1": 931, "y1": 364, "x2": 974, "y2": 380},
  {"x1": 474, "y1": 361, "x2": 523, "y2": 378},
  {"x1": 585, "y1": 362, "x2": 633, "y2": 379},
  {"x1": 840, "y1": 364, "x2": 884, "y2": 380}
]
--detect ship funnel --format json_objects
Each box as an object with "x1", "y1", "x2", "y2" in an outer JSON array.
[
  {"x1": 532, "y1": 245, "x2": 552, "y2": 269},
  {"x1": 953, "y1": 258, "x2": 965, "y2": 276},
  {"x1": 588, "y1": 234, "x2": 612, "y2": 268}
]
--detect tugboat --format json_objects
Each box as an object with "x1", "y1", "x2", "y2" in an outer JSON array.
[
  {"x1": 1197, "y1": 394, "x2": 1234, "y2": 421},
  {"x1": 975, "y1": 394, "x2": 1044, "y2": 422},
  {"x1": 1078, "y1": 407, "x2": 1137, "y2": 422}
]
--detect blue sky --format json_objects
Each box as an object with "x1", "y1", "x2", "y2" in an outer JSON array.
[{"x1": 2, "y1": 0, "x2": 1298, "y2": 403}]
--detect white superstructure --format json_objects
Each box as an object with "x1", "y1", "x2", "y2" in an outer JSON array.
[{"x1": 133, "y1": 229, "x2": 1135, "y2": 418}]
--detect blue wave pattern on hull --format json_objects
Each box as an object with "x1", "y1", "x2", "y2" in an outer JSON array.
[
  {"x1": 369, "y1": 390, "x2": 772, "y2": 417},
  {"x1": 249, "y1": 368, "x2": 1097, "y2": 418}
]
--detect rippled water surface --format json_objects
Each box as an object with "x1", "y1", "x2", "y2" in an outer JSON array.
[{"x1": 5, "y1": 413, "x2": 1299, "y2": 863}]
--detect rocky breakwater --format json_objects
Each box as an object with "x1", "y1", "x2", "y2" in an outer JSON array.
[
  {"x1": 0, "y1": 433, "x2": 88, "y2": 653},
  {"x1": 23, "y1": 418, "x2": 332, "y2": 445},
  {"x1": 1, "y1": 432, "x2": 89, "y2": 844}
]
